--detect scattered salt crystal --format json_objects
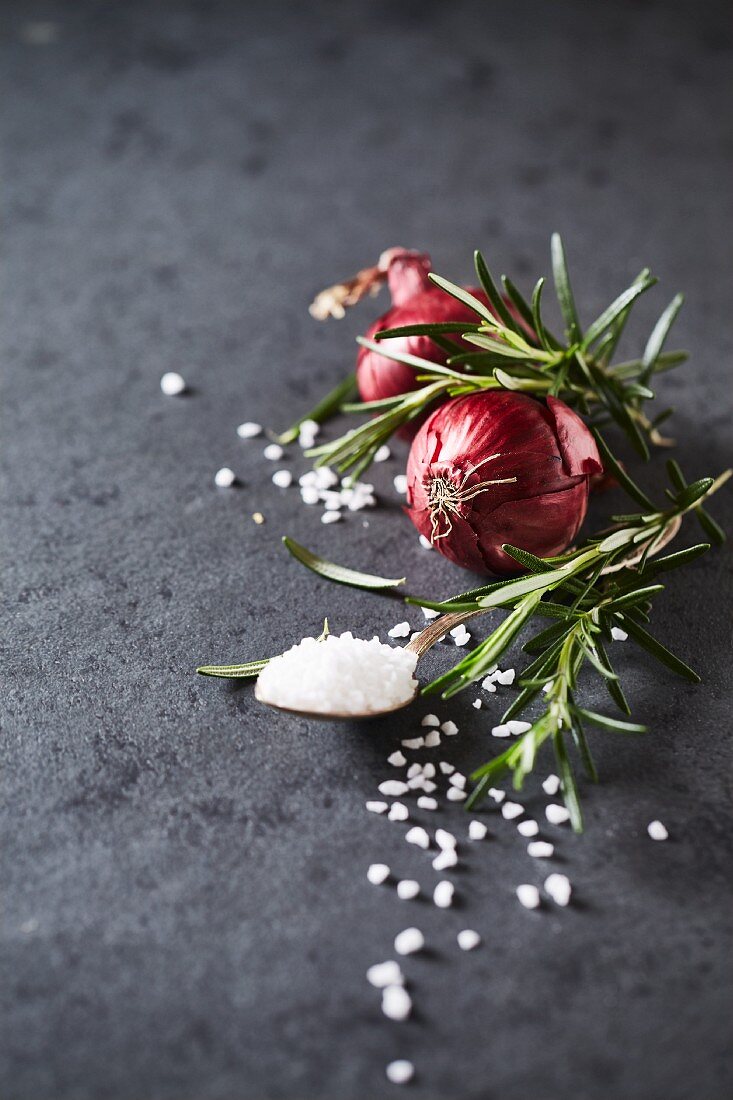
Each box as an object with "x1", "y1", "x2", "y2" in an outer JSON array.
[
  {"x1": 453, "y1": 634, "x2": 470, "y2": 647},
  {"x1": 214, "y1": 467, "x2": 236, "y2": 488},
  {"x1": 263, "y1": 443, "x2": 283, "y2": 461},
  {"x1": 422, "y1": 763, "x2": 436, "y2": 779},
  {"x1": 542, "y1": 681, "x2": 553, "y2": 693},
  {"x1": 386, "y1": 1060, "x2": 414, "y2": 1085},
  {"x1": 417, "y1": 796, "x2": 438, "y2": 811},
  {"x1": 405, "y1": 826, "x2": 430, "y2": 850},
  {"x1": 484, "y1": 682, "x2": 497, "y2": 694},
  {"x1": 410, "y1": 632, "x2": 422, "y2": 643},
  {"x1": 407, "y1": 763, "x2": 422, "y2": 779},
  {"x1": 298, "y1": 419, "x2": 319, "y2": 446},
  {"x1": 374, "y1": 445, "x2": 391, "y2": 462},
  {"x1": 366, "y1": 801, "x2": 388, "y2": 814},
  {"x1": 501, "y1": 801, "x2": 524, "y2": 820},
  {"x1": 421, "y1": 714, "x2": 440, "y2": 727},
  {"x1": 382, "y1": 984, "x2": 412, "y2": 1021},
  {"x1": 393, "y1": 474, "x2": 408, "y2": 495},
  {"x1": 423, "y1": 730, "x2": 441, "y2": 748},
  {"x1": 441, "y1": 720, "x2": 459, "y2": 736},
  {"x1": 435, "y1": 829, "x2": 457, "y2": 850},
  {"x1": 160, "y1": 371, "x2": 186, "y2": 396},
  {"x1": 433, "y1": 849, "x2": 458, "y2": 871},
  {"x1": 473, "y1": 699, "x2": 482, "y2": 709},
  {"x1": 418, "y1": 534, "x2": 433, "y2": 550},
  {"x1": 491, "y1": 723, "x2": 511, "y2": 738},
  {"x1": 394, "y1": 927, "x2": 424, "y2": 955},
  {"x1": 402, "y1": 737, "x2": 424, "y2": 750},
  {"x1": 516, "y1": 884, "x2": 541, "y2": 909},
  {"x1": 496, "y1": 668, "x2": 516, "y2": 685},
  {"x1": 433, "y1": 881, "x2": 454, "y2": 908},
  {"x1": 315, "y1": 467, "x2": 338, "y2": 489},
  {"x1": 388, "y1": 750, "x2": 407, "y2": 767},
  {"x1": 272, "y1": 469, "x2": 292, "y2": 488},
  {"x1": 367, "y1": 864, "x2": 390, "y2": 885},
  {"x1": 546, "y1": 804, "x2": 571, "y2": 826},
  {"x1": 421, "y1": 606, "x2": 440, "y2": 620},
  {"x1": 321, "y1": 490, "x2": 342, "y2": 510},
  {"x1": 517, "y1": 820, "x2": 539, "y2": 837},
  {"x1": 407, "y1": 776, "x2": 426, "y2": 790},
  {"x1": 468, "y1": 820, "x2": 488, "y2": 841},
  {"x1": 367, "y1": 960, "x2": 403, "y2": 988},
  {"x1": 507, "y1": 720, "x2": 532, "y2": 735},
  {"x1": 300, "y1": 486, "x2": 320, "y2": 505},
  {"x1": 379, "y1": 781, "x2": 410, "y2": 797},
  {"x1": 388, "y1": 802, "x2": 409, "y2": 822},
  {"x1": 648, "y1": 820, "x2": 668, "y2": 841},
  {"x1": 611, "y1": 626, "x2": 628, "y2": 641},
  {"x1": 252, "y1": 512, "x2": 265, "y2": 525},
  {"x1": 528, "y1": 841, "x2": 554, "y2": 858},
  {"x1": 397, "y1": 879, "x2": 420, "y2": 900},
  {"x1": 388, "y1": 622, "x2": 411, "y2": 639},
  {"x1": 542, "y1": 774, "x2": 561, "y2": 796},
  {"x1": 449, "y1": 773, "x2": 466, "y2": 790},
  {"x1": 446, "y1": 787, "x2": 466, "y2": 802},
  {"x1": 438, "y1": 762, "x2": 455, "y2": 776},
  {"x1": 421, "y1": 779, "x2": 437, "y2": 794},
  {"x1": 481, "y1": 668, "x2": 498, "y2": 687},
  {"x1": 236, "y1": 421, "x2": 261, "y2": 438},
  {"x1": 488, "y1": 788, "x2": 506, "y2": 804},
  {"x1": 321, "y1": 510, "x2": 341, "y2": 524},
  {"x1": 545, "y1": 873, "x2": 572, "y2": 906},
  {"x1": 457, "y1": 929, "x2": 481, "y2": 951}
]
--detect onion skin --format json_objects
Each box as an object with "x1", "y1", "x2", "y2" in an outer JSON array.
[{"x1": 405, "y1": 391, "x2": 603, "y2": 575}]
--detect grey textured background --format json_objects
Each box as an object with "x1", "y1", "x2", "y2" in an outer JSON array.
[{"x1": 2, "y1": 2, "x2": 732, "y2": 1098}]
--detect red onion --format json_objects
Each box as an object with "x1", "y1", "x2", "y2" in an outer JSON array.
[{"x1": 405, "y1": 391, "x2": 602, "y2": 574}]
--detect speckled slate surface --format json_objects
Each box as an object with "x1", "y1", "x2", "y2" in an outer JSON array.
[{"x1": 2, "y1": 2, "x2": 732, "y2": 1098}]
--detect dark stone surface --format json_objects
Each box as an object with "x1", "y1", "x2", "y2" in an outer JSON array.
[{"x1": 2, "y1": 2, "x2": 732, "y2": 1098}]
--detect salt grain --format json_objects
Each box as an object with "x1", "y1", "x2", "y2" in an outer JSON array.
[
  {"x1": 407, "y1": 763, "x2": 422, "y2": 779},
  {"x1": 214, "y1": 467, "x2": 236, "y2": 488},
  {"x1": 402, "y1": 737, "x2": 424, "y2": 750},
  {"x1": 263, "y1": 443, "x2": 283, "y2": 461},
  {"x1": 457, "y1": 929, "x2": 481, "y2": 951},
  {"x1": 546, "y1": 804, "x2": 571, "y2": 826},
  {"x1": 433, "y1": 849, "x2": 458, "y2": 871},
  {"x1": 374, "y1": 445, "x2": 391, "y2": 463},
  {"x1": 367, "y1": 864, "x2": 390, "y2": 885},
  {"x1": 379, "y1": 780, "x2": 410, "y2": 797},
  {"x1": 422, "y1": 763, "x2": 436, "y2": 779},
  {"x1": 418, "y1": 534, "x2": 433, "y2": 550},
  {"x1": 366, "y1": 801, "x2": 388, "y2": 815},
  {"x1": 393, "y1": 475, "x2": 408, "y2": 495},
  {"x1": 516, "y1": 884, "x2": 541, "y2": 909},
  {"x1": 446, "y1": 787, "x2": 466, "y2": 802},
  {"x1": 417, "y1": 796, "x2": 438, "y2": 811},
  {"x1": 488, "y1": 788, "x2": 506, "y2": 804},
  {"x1": 545, "y1": 873, "x2": 572, "y2": 906},
  {"x1": 236, "y1": 421, "x2": 261, "y2": 438},
  {"x1": 388, "y1": 802, "x2": 409, "y2": 822},
  {"x1": 405, "y1": 826, "x2": 430, "y2": 850},
  {"x1": 496, "y1": 668, "x2": 516, "y2": 685},
  {"x1": 491, "y1": 724, "x2": 511, "y2": 738},
  {"x1": 421, "y1": 606, "x2": 440, "y2": 620},
  {"x1": 542, "y1": 774, "x2": 561, "y2": 796},
  {"x1": 388, "y1": 751, "x2": 407, "y2": 767},
  {"x1": 648, "y1": 820, "x2": 669, "y2": 841},
  {"x1": 433, "y1": 881, "x2": 454, "y2": 908},
  {"x1": 388, "y1": 622, "x2": 411, "y2": 639},
  {"x1": 321, "y1": 510, "x2": 341, "y2": 524},
  {"x1": 423, "y1": 731, "x2": 441, "y2": 748},
  {"x1": 441, "y1": 720, "x2": 459, "y2": 736},
  {"x1": 439, "y1": 762, "x2": 455, "y2": 775},
  {"x1": 272, "y1": 469, "x2": 292, "y2": 488},
  {"x1": 449, "y1": 773, "x2": 466, "y2": 790},
  {"x1": 501, "y1": 801, "x2": 524, "y2": 820},
  {"x1": 611, "y1": 626, "x2": 628, "y2": 641},
  {"x1": 517, "y1": 820, "x2": 539, "y2": 837},
  {"x1": 394, "y1": 927, "x2": 424, "y2": 955},
  {"x1": 300, "y1": 486, "x2": 320, "y2": 504},
  {"x1": 435, "y1": 829, "x2": 457, "y2": 850},
  {"x1": 528, "y1": 841, "x2": 554, "y2": 858},
  {"x1": 421, "y1": 714, "x2": 440, "y2": 727},
  {"x1": 468, "y1": 820, "x2": 488, "y2": 841},
  {"x1": 160, "y1": 371, "x2": 186, "y2": 396},
  {"x1": 386, "y1": 1060, "x2": 414, "y2": 1085},
  {"x1": 397, "y1": 880, "x2": 420, "y2": 900},
  {"x1": 382, "y1": 984, "x2": 412, "y2": 1021},
  {"x1": 367, "y1": 960, "x2": 403, "y2": 988},
  {"x1": 507, "y1": 720, "x2": 532, "y2": 735}
]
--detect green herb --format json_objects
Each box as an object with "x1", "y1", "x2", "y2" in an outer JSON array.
[
  {"x1": 282, "y1": 536, "x2": 406, "y2": 590},
  {"x1": 274, "y1": 373, "x2": 358, "y2": 445},
  {"x1": 197, "y1": 658, "x2": 270, "y2": 679}
]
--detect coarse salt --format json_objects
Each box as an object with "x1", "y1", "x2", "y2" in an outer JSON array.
[
  {"x1": 236, "y1": 421, "x2": 261, "y2": 438},
  {"x1": 507, "y1": 720, "x2": 532, "y2": 736},
  {"x1": 407, "y1": 763, "x2": 422, "y2": 779},
  {"x1": 449, "y1": 773, "x2": 466, "y2": 790},
  {"x1": 546, "y1": 804, "x2": 571, "y2": 826},
  {"x1": 388, "y1": 751, "x2": 407, "y2": 767},
  {"x1": 648, "y1": 820, "x2": 668, "y2": 841},
  {"x1": 256, "y1": 632, "x2": 418, "y2": 716},
  {"x1": 374, "y1": 445, "x2": 391, "y2": 463},
  {"x1": 160, "y1": 371, "x2": 186, "y2": 396},
  {"x1": 214, "y1": 467, "x2": 236, "y2": 488},
  {"x1": 473, "y1": 699, "x2": 482, "y2": 709},
  {"x1": 611, "y1": 626, "x2": 628, "y2": 641},
  {"x1": 433, "y1": 881, "x2": 454, "y2": 908},
  {"x1": 446, "y1": 787, "x2": 466, "y2": 802},
  {"x1": 421, "y1": 714, "x2": 440, "y2": 727},
  {"x1": 393, "y1": 474, "x2": 408, "y2": 495},
  {"x1": 433, "y1": 849, "x2": 458, "y2": 871},
  {"x1": 402, "y1": 737, "x2": 424, "y2": 750},
  {"x1": 457, "y1": 929, "x2": 481, "y2": 951},
  {"x1": 367, "y1": 960, "x2": 403, "y2": 988},
  {"x1": 382, "y1": 984, "x2": 412, "y2": 1021},
  {"x1": 421, "y1": 606, "x2": 440, "y2": 620},
  {"x1": 516, "y1": 884, "x2": 541, "y2": 909},
  {"x1": 423, "y1": 730, "x2": 441, "y2": 748},
  {"x1": 542, "y1": 774, "x2": 561, "y2": 796},
  {"x1": 441, "y1": 720, "x2": 459, "y2": 736},
  {"x1": 501, "y1": 801, "x2": 524, "y2": 821},
  {"x1": 491, "y1": 723, "x2": 511, "y2": 738},
  {"x1": 488, "y1": 788, "x2": 506, "y2": 803},
  {"x1": 366, "y1": 801, "x2": 388, "y2": 815},
  {"x1": 396, "y1": 880, "x2": 420, "y2": 900},
  {"x1": 517, "y1": 820, "x2": 539, "y2": 837},
  {"x1": 421, "y1": 763, "x2": 436, "y2": 779},
  {"x1": 439, "y1": 762, "x2": 455, "y2": 775},
  {"x1": 544, "y1": 873, "x2": 572, "y2": 906},
  {"x1": 435, "y1": 828, "x2": 457, "y2": 850},
  {"x1": 527, "y1": 841, "x2": 554, "y2": 858},
  {"x1": 321, "y1": 510, "x2": 341, "y2": 524},
  {"x1": 379, "y1": 781, "x2": 410, "y2": 797},
  {"x1": 386, "y1": 1060, "x2": 414, "y2": 1085},
  {"x1": 367, "y1": 864, "x2": 390, "y2": 885},
  {"x1": 418, "y1": 534, "x2": 433, "y2": 550},
  {"x1": 394, "y1": 927, "x2": 424, "y2": 955},
  {"x1": 272, "y1": 469, "x2": 292, "y2": 488},
  {"x1": 417, "y1": 796, "x2": 438, "y2": 811},
  {"x1": 388, "y1": 802, "x2": 409, "y2": 822},
  {"x1": 388, "y1": 621, "x2": 411, "y2": 639},
  {"x1": 496, "y1": 668, "x2": 516, "y2": 685},
  {"x1": 468, "y1": 820, "x2": 488, "y2": 841},
  {"x1": 263, "y1": 443, "x2": 283, "y2": 461}
]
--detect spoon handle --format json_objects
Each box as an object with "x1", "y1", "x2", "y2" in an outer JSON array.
[{"x1": 405, "y1": 608, "x2": 486, "y2": 659}]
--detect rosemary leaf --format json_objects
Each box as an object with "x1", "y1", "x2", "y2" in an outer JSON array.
[{"x1": 283, "y1": 537, "x2": 405, "y2": 591}]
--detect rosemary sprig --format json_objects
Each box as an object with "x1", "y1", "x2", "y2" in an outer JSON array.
[{"x1": 298, "y1": 235, "x2": 687, "y2": 475}]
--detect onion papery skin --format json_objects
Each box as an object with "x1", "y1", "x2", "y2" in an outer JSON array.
[{"x1": 405, "y1": 392, "x2": 603, "y2": 575}]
